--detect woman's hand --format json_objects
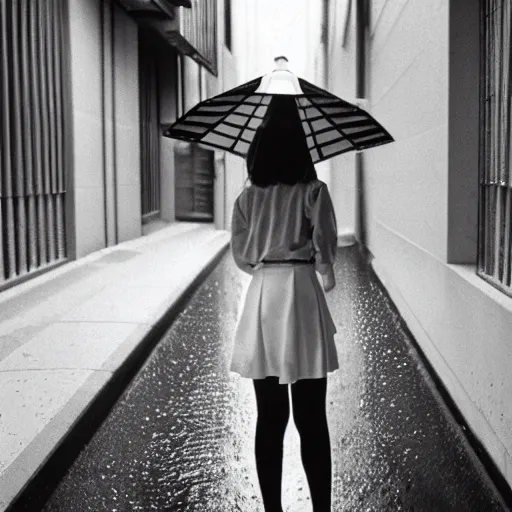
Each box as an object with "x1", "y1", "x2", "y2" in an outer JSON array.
[{"x1": 322, "y1": 265, "x2": 336, "y2": 292}]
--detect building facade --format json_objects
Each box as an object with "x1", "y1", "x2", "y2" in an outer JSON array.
[
  {"x1": 326, "y1": 0, "x2": 512, "y2": 490},
  {"x1": 0, "y1": 0, "x2": 245, "y2": 291}
]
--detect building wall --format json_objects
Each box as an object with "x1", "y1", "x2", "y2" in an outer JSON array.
[
  {"x1": 158, "y1": 45, "x2": 179, "y2": 224},
  {"x1": 220, "y1": 46, "x2": 246, "y2": 231},
  {"x1": 218, "y1": 0, "x2": 253, "y2": 231},
  {"x1": 365, "y1": 0, "x2": 448, "y2": 261},
  {"x1": 305, "y1": 0, "x2": 332, "y2": 192},
  {"x1": 68, "y1": 0, "x2": 141, "y2": 258},
  {"x1": 68, "y1": 0, "x2": 105, "y2": 257},
  {"x1": 113, "y1": 4, "x2": 141, "y2": 243},
  {"x1": 359, "y1": 0, "x2": 512, "y2": 487},
  {"x1": 326, "y1": 0, "x2": 357, "y2": 240}
]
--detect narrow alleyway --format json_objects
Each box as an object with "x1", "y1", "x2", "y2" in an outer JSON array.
[{"x1": 40, "y1": 246, "x2": 506, "y2": 512}]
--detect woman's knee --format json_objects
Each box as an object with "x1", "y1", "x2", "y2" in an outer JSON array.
[
  {"x1": 254, "y1": 377, "x2": 290, "y2": 429},
  {"x1": 291, "y1": 409, "x2": 328, "y2": 438},
  {"x1": 290, "y1": 378, "x2": 328, "y2": 435}
]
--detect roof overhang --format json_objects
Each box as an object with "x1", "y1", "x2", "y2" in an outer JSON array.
[
  {"x1": 116, "y1": 0, "x2": 217, "y2": 76},
  {"x1": 116, "y1": 0, "x2": 191, "y2": 18}
]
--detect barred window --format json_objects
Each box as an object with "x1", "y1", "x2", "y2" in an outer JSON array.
[
  {"x1": 478, "y1": 0, "x2": 512, "y2": 296},
  {"x1": 0, "y1": 0, "x2": 70, "y2": 290}
]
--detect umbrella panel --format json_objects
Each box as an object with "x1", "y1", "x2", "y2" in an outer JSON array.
[{"x1": 164, "y1": 76, "x2": 394, "y2": 164}]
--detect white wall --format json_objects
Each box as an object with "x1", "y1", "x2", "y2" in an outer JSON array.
[
  {"x1": 68, "y1": 0, "x2": 105, "y2": 257},
  {"x1": 159, "y1": 47, "x2": 179, "y2": 223},
  {"x1": 365, "y1": 0, "x2": 448, "y2": 261},
  {"x1": 220, "y1": 42, "x2": 246, "y2": 231},
  {"x1": 364, "y1": 0, "x2": 512, "y2": 488},
  {"x1": 326, "y1": 0, "x2": 357, "y2": 240},
  {"x1": 113, "y1": 5, "x2": 141, "y2": 243},
  {"x1": 68, "y1": 0, "x2": 141, "y2": 257}
]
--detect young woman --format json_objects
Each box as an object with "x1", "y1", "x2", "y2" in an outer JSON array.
[{"x1": 229, "y1": 97, "x2": 339, "y2": 512}]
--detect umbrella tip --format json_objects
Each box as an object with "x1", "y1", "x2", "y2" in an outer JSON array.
[{"x1": 274, "y1": 55, "x2": 289, "y2": 70}]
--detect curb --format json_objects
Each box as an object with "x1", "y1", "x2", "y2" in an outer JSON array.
[
  {"x1": 5, "y1": 242, "x2": 230, "y2": 512},
  {"x1": 367, "y1": 248, "x2": 512, "y2": 511}
]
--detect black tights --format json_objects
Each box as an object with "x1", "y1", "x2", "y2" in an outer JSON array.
[{"x1": 253, "y1": 376, "x2": 332, "y2": 512}]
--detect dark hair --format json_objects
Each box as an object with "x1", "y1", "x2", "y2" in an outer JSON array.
[{"x1": 245, "y1": 96, "x2": 317, "y2": 187}]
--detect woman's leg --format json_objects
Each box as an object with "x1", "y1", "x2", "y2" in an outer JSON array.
[
  {"x1": 253, "y1": 376, "x2": 290, "y2": 512},
  {"x1": 290, "y1": 377, "x2": 331, "y2": 511}
]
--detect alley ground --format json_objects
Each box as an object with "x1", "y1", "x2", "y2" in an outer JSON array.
[{"x1": 39, "y1": 246, "x2": 507, "y2": 512}]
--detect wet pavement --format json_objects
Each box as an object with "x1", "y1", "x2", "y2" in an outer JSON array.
[{"x1": 40, "y1": 246, "x2": 507, "y2": 512}]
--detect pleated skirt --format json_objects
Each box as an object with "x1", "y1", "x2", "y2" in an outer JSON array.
[{"x1": 230, "y1": 262, "x2": 339, "y2": 384}]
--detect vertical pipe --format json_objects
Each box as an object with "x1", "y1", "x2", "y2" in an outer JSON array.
[
  {"x1": 149, "y1": 56, "x2": 154, "y2": 215},
  {"x1": 496, "y1": 0, "x2": 503, "y2": 183},
  {"x1": 492, "y1": 1, "x2": 503, "y2": 280},
  {"x1": 505, "y1": 0, "x2": 511, "y2": 186},
  {"x1": 54, "y1": 0, "x2": 66, "y2": 259},
  {"x1": 56, "y1": 193, "x2": 65, "y2": 259},
  {"x1": 493, "y1": 185, "x2": 503, "y2": 280},
  {"x1": 46, "y1": 0, "x2": 57, "y2": 198},
  {"x1": 501, "y1": 0, "x2": 511, "y2": 285},
  {"x1": 39, "y1": 1, "x2": 51, "y2": 263},
  {"x1": 477, "y1": 0, "x2": 486, "y2": 272},
  {"x1": 177, "y1": 54, "x2": 183, "y2": 118},
  {"x1": 482, "y1": 0, "x2": 488, "y2": 188},
  {"x1": 20, "y1": 0, "x2": 38, "y2": 271},
  {"x1": 141, "y1": 37, "x2": 146, "y2": 218},
  {"x1": 156, "y1": 59, "x2": 161, "y2": 216},
  {"x1": 503, "y1": 186, "x2": 511, "y2": 284},
  {"x1": 488, "y1": 186, "x2": 495, "y2": 274},
  {"x1": 30, "y1": 0, "x2": 46, "y2": 266},
  {"x1": 485, "y1": 0, "x2": 494, "y2": 274},
  {"x1": 43, "y1": 0, "x2": 56, "y2": 263},
  {"x1": 54, "y1": 0, "x2": 65, "y2": 195},
  {"x1": 508, "y1": 0, "x2": 512, "y2": 190},
  {"x1": 150, "y1": 87, "x2": 153, "y2": 217},
  {"x1": 142, "y1": 62, "x2": 146, "y2": 218},
  {"x1": 0, "y1": 0, "x2": 16, "y2": 280},
  {"x1": 156, "y1": 54, "x2": 161, "y2": 215},
  {"x1": 61, "y1": 0, "x2": 75, "y2": 260},
  {"x1": 0, "y1": 1, "x2": 4, "y2": 280},
  {"x1": 101, "y1": 0, "x2": 107, "y2": 246},
  {"x1": 0, "y1": 200, "x2": 3, "y2": 280},
  {"x1": 101, "y1": 0, "x2": 117, "y2": 245},
  {"x1": 111, "y1": 1, "x2": 118, "y2": 243},
  {"x1": 355, "y1": 0, "x2": 367, "y2": 247},
  {"x1": 491, "y1": 0, "x2": 497, "y2": 185},
  {"x1": 12, "y1": 0, "x2": 28, "y2": 276},
  {"x1": 45, "y1": 0, "x2": 57, "y2": 264},
  {"x1": 151, "y1": 62, "x2": 158, "y2": 212},
  {"x1": 507, "y1": 187, "x2": 512, "y2": 286}
]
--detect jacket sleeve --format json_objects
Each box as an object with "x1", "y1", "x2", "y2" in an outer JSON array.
[
  {"x1": 230, "y1": 194, "x2": 256, "y2": 275},
  {"x1": 308, "y1": 181, "x2": 338, "y2": 275}
]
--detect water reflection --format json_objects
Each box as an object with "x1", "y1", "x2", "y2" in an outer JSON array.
[{"x1": 42, "y1": 247, "x2": 507, "y2": 512}]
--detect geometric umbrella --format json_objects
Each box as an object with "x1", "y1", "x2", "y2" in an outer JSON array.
[{"x1": 163, "y1": 57, "x2": 394, "y2": 164}]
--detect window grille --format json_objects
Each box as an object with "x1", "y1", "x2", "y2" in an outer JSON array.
[
  {"x1": 180, "y1": 0, "x2": 218, "y2": 75},
  {"x1": 139, "y1": 31, "x2": 161, "y2": 222},
  {"x1": 0, "y1": 0, "x2": 69, "y2": 289}
]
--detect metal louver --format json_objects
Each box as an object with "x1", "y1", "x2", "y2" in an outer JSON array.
[
  {"x1": 0, "y1": 0, "x2": 70, "y2": 289},
  {"x1": 477, "y1": 0, "x2": 512, "y2": 296}
]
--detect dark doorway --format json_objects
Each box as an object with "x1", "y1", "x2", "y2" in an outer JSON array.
[{"x1": 174, "y1": 142, "x2": 215, "y2": 222}]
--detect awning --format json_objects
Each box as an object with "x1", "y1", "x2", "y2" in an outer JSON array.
[
  {"x1": 117, "y1": 0, "x2": 217, "y2": 76},
  {"x1": 116, "y1": 0, "x2": 191, "y2": 17}
]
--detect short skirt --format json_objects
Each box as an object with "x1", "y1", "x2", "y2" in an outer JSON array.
[{"x1": 230, "y1": 262, "x2": 339, "y2": 384}]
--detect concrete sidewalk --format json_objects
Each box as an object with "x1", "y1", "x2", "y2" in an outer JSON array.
[{"x1": 0, "y1": 222, "x2": 230, "y2": 511}]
